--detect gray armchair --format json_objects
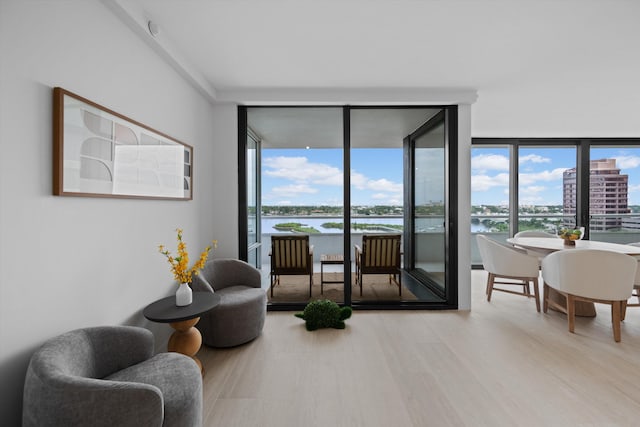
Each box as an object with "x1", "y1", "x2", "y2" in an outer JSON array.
[
  {"x1": 191, "y1": 258, "x2": 266, "y2": 347},
  {"x1": 23, "y1": 326, "x2": 202, "y2": 427}
]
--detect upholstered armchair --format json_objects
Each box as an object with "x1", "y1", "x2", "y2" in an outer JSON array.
[
  {"x1": 23, "y1": 326, "x2": 202, "y2": 427},
  {"x1": 191, "y1": 258, "x2": 267, "y2": 347}
]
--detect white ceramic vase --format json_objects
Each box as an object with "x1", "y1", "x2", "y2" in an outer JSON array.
[{"x1": 175, "y1": 282, "x2": 193, "y2": 306}]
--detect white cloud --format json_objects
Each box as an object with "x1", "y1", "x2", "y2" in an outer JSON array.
[
  {"x1": 351, "y1": 171, "x2": 402, "y2": 192},
  {"x1": 471, "y1": 154, "x2": 509, "y2": 172},
  {"x1": 614, "y1": 155, "x2": 640, "y2": 169},
  {"x1": 270, "y1": 184, "x2": 317, "y2": 198},
  {"x1": 350, "y1": 171, "x2": 368, "y2": 189},
  {"x1": 629, "y1": 184, "x2": 640, "y2": 193},
  {"x1": 520, "y1": 185, "x2": 546, "y2": 195},
  {"x1": 471, "y1": 173, "x2": 509, "y2": 191},
  {"x1": 520, "y1": 154, "x2": 551, "y2": 164},
  {"x1": 366, "y1": 178, "x2": 402, "y2": 193},
  {"x1": 519, "y1": 168, "x2": 567, "y2": 185},
  {"x1": 263, "y1": 156, "x2": 342, "y2": 184},
  {"x1": 264, "y1": 156, "x2": 404, "y2": 204}
]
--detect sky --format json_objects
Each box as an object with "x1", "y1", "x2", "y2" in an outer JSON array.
[
  {"x1": 262, "y1": 148, "x2": 403, "y2": 206},
  {"x1": 471, "y1": 146, "x2": 640, "y2": 206},
  {"x1": 260, "y1": 146, "x2": 640, "y2": 207}
]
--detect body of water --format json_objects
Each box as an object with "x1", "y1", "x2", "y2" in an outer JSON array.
[{"x1": 258, "y1": 216, "x2": 492, "y2": 233}]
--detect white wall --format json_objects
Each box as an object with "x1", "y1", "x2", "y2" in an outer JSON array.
[
  {"x1": 0, "y1": 1, "x2": 219, "y2": 424},
  {"x1": 473, "y1": 85, "x2": 640, "y2": 138},
  {"x1": 210, "y1": 103, "x2": 241, "y2": 257},
  {"x1": 457, "y1": 104, "x2": 472, "y2": 310}
]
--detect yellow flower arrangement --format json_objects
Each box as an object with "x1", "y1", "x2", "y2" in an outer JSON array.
[{"x1": 158, "y1": 228, "x2": 217, "y2": 284}]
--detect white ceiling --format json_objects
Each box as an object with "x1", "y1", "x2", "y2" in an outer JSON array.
[
  {"x1": 125, "y1": 0, "x2": 640, "y2": 137},
  {"x1": 132, "y1": 0, "x2": 639, "y2": 88}
]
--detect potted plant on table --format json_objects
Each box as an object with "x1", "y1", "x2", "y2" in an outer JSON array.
[{"x1": 557, "y1": 228, "x2": 582, "y2": 246}]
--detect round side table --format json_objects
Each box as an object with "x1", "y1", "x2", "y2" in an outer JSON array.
[{"x1": 143, "y1": 291, "x2": 220, "y2": 375}]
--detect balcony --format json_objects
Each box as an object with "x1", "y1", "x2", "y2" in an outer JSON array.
[{"x1": 258, "y1": 215, "x2": 446, "y2": 305}]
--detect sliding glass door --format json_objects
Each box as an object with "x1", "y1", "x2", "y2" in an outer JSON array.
[
  {"x1": 239, "y1": 106, "x2": 458, "y2": 309},
  {"x1": 405, "y1": 110, "x2": 456, "y2": 301},
  {"x1": 246, "y1": 130, "x2": 261, "y2": 268},
  {"x1": 246, "y1": 107, "x2": 344, "y2": 307},
  {"x1": 350, "y1": 108, "x2": 444, "y2": 305}
]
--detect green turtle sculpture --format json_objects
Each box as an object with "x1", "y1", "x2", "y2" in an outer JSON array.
[{"x1": 295, "y1": 299, "x2": 352, "y2": 331}]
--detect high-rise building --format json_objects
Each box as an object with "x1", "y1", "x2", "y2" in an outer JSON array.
[{"x1": 563, "y1": 159, "x2": 630, "y2": 230}]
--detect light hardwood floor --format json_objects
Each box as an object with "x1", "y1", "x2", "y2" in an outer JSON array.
[{"x1": 197, "y1": 270, "x2": 640, "y2": 426}]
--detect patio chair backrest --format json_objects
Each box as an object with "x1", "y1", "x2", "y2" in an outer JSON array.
[
  {"x1": 271, "y1": 235, "x2": 312, "y2": 275},
  {"x1": 360, "y1": 234, "x2": 402, "y2": 273}
]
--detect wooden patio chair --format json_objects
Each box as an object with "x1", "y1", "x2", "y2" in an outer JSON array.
[
  {"x1": 354, "y1": 234, "x2": 402, "y2": 296},
  {"x1": 270, "y1": 235, "x2": 314, "y2": 298}
]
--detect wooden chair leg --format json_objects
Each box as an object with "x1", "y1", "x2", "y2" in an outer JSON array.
[
  {"x1": 532, "y1": 278, "x2": 540, "y2": 313},
  {"x1": 621, "y1": 300, "x2": 628, "y2": 321},
  {"x1": 543, "y1": 283, "x2": 549, "y2": 313},
  {"x1": 567, "y1": 294, "x2": 576, "y2": 333},
  {"x1": 486, "y1": 273, "x2": 495, "y2": 302},
  {"x1": 612, "y1": 301, "x2": 622, "y2": 342},
  {"x1": 270, "y1": 275, "x2": 275, "y2": 298}
]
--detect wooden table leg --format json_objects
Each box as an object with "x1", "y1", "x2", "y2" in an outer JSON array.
[{"x1": 167, "y1": 317, "x2": 204, "y2": 375}]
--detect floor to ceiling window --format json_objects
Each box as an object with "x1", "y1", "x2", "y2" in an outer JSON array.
[
  {"x1": 471, "y1": 138, "x2": 640, "y2": 266},
  {"x1": 518, "y1": 145, "x2": 577, "y2": 234},
  {"x1": 470, "y1": 145, "x2": 511, "y2": 263},
  {"x1": 589, "y1": 143, "x2": 640, "y2": 244},
  {"x1": 239, "y1": 106, "x2": 459, "y2": 310}
]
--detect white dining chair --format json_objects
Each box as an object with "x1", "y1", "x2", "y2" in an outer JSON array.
[
  {"x1": 476, "y1": 235, "x2": 541, "y2": 311},
  {"x1": 541, "y1": 249, "x2": 637, "y2": 342}
]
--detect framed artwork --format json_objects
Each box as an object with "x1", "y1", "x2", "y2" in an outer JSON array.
[{"x1": 53, "y1": 87, "x2": 193, "y2": 200}]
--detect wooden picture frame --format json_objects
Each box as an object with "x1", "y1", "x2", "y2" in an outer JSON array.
[{"x1": 53, "y1": 87, "x2": 193, "y2": 200}]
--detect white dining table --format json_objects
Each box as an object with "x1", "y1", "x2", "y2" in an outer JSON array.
[
  {"x1": 505, "y1": 237, "x2": 640, "y2": 317},
  {"x1": 506, "y1": 237, "x2": 640, "y2": 255}
]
